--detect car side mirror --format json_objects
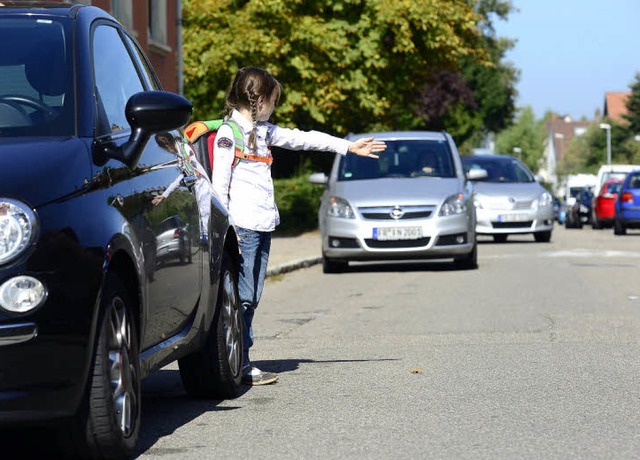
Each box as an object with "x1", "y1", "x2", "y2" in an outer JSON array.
[
  {"x1": 309, "y1": 172, "x2": 329, "y2": 185},
  {"x1": 104, "y1": 91, "x2": 193, "y2": 169},
  {"x1": 466, "y1": 168, "x2": 488, "y2": 181}
]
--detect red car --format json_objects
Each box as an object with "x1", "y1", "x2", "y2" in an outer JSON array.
[{"x1": 592, "y1": 178, "x2": 624, "y2": 228}]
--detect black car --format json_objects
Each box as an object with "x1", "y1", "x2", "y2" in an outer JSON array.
[
  {"x1": 565, "y1": 186, "x2": 594, "y2": 229},
  {"x1": 0, "y1": 4, "x2": 242, "y2": 458}
]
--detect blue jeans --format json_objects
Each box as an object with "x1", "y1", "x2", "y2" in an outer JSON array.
[{"x1": 236, "y1": 227, "x2": 272, "y2": 369}]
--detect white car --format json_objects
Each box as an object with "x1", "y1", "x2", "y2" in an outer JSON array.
[
  {"x1": 309, "y1": 131, "x2": 485, "y2": 273},
  {"x1": 461, "y1": 154, "x2": 554, "y2": 243}
]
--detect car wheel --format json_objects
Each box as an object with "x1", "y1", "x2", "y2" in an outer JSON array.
[
  {"x1": 322, "y1": 256, "x2": 348, "y2": 274},
  {"x1": 179, "y1": 248, "x2": 243, "y2": 399},
  {"x1": 534, "y1": 230, "x2": 552, "y2": 243},
  {"x1": 493, "y1": 234, "x2": 508, "y2": 243},
  {"x1": 453, "y1": 239, "x2": 478, "y2": 270},
  {"x1": 591, "y1": 217, "x2": 602, "y2": 229},
  {"x1": 614, "y1": 216, "x2": 627, "y2": 235},
  {"x1": 62, "y1": 273, "x2": 141, "y2": 458}
]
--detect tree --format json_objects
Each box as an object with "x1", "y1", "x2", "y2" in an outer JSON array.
[
  {"x1": 494, "y1": 106, "x2": 546, "y2": 171},
  {"x1": 623, "y1": 72, "x2": 640, "y2": 135},
  {"x1": 183, "y1": 0, "x2": 506, "y2": 134}
]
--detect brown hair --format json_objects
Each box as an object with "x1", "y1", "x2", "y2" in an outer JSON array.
[{"x1": 223, "y1": 67, "x2": 282, "y2": 153}]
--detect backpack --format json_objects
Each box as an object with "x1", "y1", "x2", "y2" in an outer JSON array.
[{"x1": 184, "y1": 119, "x2": 273, "y2": 179}]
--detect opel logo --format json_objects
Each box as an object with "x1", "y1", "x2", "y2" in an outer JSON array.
[
  {"x1": 390, "y1": 206, "x2": 405, "y2": 220},
  {"x1": 508, "y1": 197, "x2": 516, "y2": 203}
]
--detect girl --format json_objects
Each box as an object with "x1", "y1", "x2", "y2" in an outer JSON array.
[{"x1": 212, "y1": 67, "x2": 386, "y2": 385}]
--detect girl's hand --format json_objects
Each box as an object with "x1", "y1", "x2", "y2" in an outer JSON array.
[{"x1": 348, "y1": 137, "x2": 387, "y2": 159}]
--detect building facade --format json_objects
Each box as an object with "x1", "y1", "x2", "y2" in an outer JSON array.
[{"x1": 66, "y1": 0, "x2": 182, "y2": 94}]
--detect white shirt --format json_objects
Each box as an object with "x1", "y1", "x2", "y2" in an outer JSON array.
[{"x1": 212, "y1": 109, "x2": 350, "y2": 232}]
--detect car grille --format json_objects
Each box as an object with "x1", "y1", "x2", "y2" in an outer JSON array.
[
  {"x1": 364, "y1": 237, "x2": 431, "y2": 248},
  {"x1": 358, "y1": 205, "x2": 435, "y2": 220},
  {"x1": 491, "y1": 221, "x2": 533, "y2": 229},
  {"x1": 481, "y1": 198, "x2": 533, "y2": 210}
]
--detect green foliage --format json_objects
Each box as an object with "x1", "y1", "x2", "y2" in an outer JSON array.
[
  {"x1": 182, "y1": 0, "x2": 508, "y2": 138},
  {"x1": 623, "y1": 72, "x2": 640, "y2": 134},
  {"x1": 494, "y1": 106, "x2": 546, "y2": 171},
  {"x1": 273, "y1": 173, "x2": 325, "y2": 234}
]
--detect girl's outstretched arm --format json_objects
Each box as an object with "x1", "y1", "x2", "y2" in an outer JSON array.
[{"x1": 348, "y1": 137, "x2": 387, "y2": 159}]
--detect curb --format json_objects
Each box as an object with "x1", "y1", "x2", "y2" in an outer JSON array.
[{"x1": 266, "y1": 256, "x2": 322, "y2": 277}]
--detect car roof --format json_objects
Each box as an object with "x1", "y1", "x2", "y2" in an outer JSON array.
[{"x1": 346, "y1": 131, "x2": 448, "y2": 141}]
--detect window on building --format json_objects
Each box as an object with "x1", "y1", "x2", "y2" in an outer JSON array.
[
  {"x1": 148, "y1": 0, "x2": 167, "y2": 45},
  {"x1": 112, "y1": 0, "x2": 133, "y2": 30}
]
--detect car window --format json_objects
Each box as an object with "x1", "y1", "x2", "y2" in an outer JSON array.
[
  {"x1": 607, "y1": 182, "x2": 622, "y2": 194},
  {"x1": 462, "y1": 157, "x2": 534, "y2": 183},
  {"x1": 92, "y1": 25, "x2": 145, "y2": 136},
  {"x1": 0, "y1": 17, "x2": 74, "y2": 137},
  {"x1": 123, "y1": 34, "x2": 162, "y2": 91},
  {"x1": 628, "y1": 175, "x2": 640, "y2": 189},
  {"x1": 338, "y1": 139, "x2": 455, "y2": 181}
]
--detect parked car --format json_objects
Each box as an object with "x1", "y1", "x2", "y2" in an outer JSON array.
[
  {"x1": 0, "y1": 4, "x2": 242, "y2": 458},
  {"x1": 564, "y1": 186, "x2": 594, "y2": 229},
  {"x1": 461, "y1": 154, "x2": 554, "y2": 243},
  {"x1": 614, "y1": 170, "x2": 640, "y2": 235},
  {"x1": 309, "y1": 131, "x2": 485, "y2": 273},
  {"x1": 552, "y1": 196, "x2": 566, "y2": 224},
  {"x1": 156, "y1": 215, "x2": 193, "y2": 264},
  {"x1": 591, "y1": 178, "x2": 623, "y2": 229}
]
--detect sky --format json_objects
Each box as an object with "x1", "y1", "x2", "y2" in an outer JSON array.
[{"x1": 493, "y1": 0, "x2": 640, "y2": 121}]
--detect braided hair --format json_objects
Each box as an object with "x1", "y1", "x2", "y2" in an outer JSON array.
[{"x1": 223, "y1": 67, "x2": 282, "y2": 153}]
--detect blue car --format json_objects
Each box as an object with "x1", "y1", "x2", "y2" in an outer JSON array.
[{"x1": 614, "y1": 170, "x2": 640, "y2": 235}]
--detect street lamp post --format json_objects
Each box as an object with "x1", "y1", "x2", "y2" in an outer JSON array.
[{"x1": 599, "y1": 123, "x2": 611, "y2": 164}]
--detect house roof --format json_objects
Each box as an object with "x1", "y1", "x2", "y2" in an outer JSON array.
[
  {"x1": 604, "y1": 92, "x2": 630, "y2": 122},
  {"x1": 546, "y1": 114, "x2": 591, "y2": 162}
]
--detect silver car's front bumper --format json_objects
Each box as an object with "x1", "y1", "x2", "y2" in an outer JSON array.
[
  {"x1": 322, "y1": 213, "x2": 474, "y2": 261},
  {"x1": 475, "y1": 206, "x2": 554, "y2": 235}
]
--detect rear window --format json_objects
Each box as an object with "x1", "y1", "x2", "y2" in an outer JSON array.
[
  {"x1": 462, "y1": 156, "x2": 534, "y2": 183},
  {"x1": 627, "y1": 175, "x2": 640, "y2": 189},
  {"x1": 338, "y1": 139, "x2": 455, "y2": 181},
  {"x1": 0, "y1": 17, "x2": 74, "y2": 137}
]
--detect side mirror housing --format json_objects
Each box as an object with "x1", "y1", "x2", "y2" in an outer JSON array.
[
  {"x1": 466, "y1": 168, "x2": 488, "y2": 181},
  {"x1": 309, "y1": 172, "x2": 329, "y2": 185},
  {"x1": 105, "y1": 91, "x2": 193, "y2": 168}
]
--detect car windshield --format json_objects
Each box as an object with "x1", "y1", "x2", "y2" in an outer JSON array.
[
  {"x1": 605, "y1": 182, "x2": 622, "y2": 194},
  {"x1": 0, "y1": 17, "x2": 74, "y2": 137},
  {"x1": 462, "y1": 156, "x2": 535, "y2": 183},
  {"x1": 338, "y1": 139, "x2": 455, "y2": 181}
]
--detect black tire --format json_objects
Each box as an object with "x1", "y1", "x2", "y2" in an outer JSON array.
[
  {"x1": 493, "y1": 234, "x2": 508, "y2": 243},
  {"x1": 322, "y1": 256, "x2": 348, "y2": 274},
  {"x1": 179, "y1": 249, "x2": 243, "y2": 399},
  {"x1": 534, "y1": 230, "x2": 552, "y2": 243},
  {"x1": 592, "y1": 217, "x2": 602, "y2": 229},
  {"x1": 63, "y1": 273, "x2": 141, "y2": 458},
  {"x1": 453, "y1": 239, "x2": 478, "y2": 270},
  {"x1": 614, "y1": 216, "x2": 627, "y2": 235}
]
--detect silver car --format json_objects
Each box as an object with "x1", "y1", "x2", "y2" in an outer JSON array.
[
  {"x1": 461, "y1": 154, "x2": 554, "y2": 243},
  {"x1": 309, "y1": 131, "x2": 485, "y2": 273}
]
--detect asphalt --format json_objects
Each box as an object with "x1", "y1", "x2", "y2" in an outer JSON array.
[{"x1": 266, "y1": 230, "x2": 322, "y2": 277}]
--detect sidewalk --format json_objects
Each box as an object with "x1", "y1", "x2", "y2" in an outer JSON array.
[{"x1": 266, "y1": 230, "x2": 322, "y2": 276}]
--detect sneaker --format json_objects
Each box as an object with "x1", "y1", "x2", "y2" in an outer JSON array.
[{"x1": 241, "y1": 366, "x2": 279, "y2": 386}]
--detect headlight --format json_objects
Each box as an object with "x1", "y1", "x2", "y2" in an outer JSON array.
[
  {"x1": 0, "y1": 199, "x2": 37, "y2": 265},
  {"x1": 327, "y1": 197, "x2": 355, "y2": 219},
  {"x1": 538, "y1": 192, "x2": 553, "y2": 208},
  {"x1": 0, "y1": 276, "x2": 47, "y2": 313},
  {"x1": 439, "y1": 193, "x2": 467, "y2": 216},
  {"x1": 472, "y1": 197, "x2": 483, "y2": 209}
]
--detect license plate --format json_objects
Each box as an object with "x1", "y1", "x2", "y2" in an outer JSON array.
[
  {"x1": 372, "y1": 226, "x2": 423, "y2": 241},
  {"x1": 497, "y1": 213, "x2": 529, "y2": 222}
]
